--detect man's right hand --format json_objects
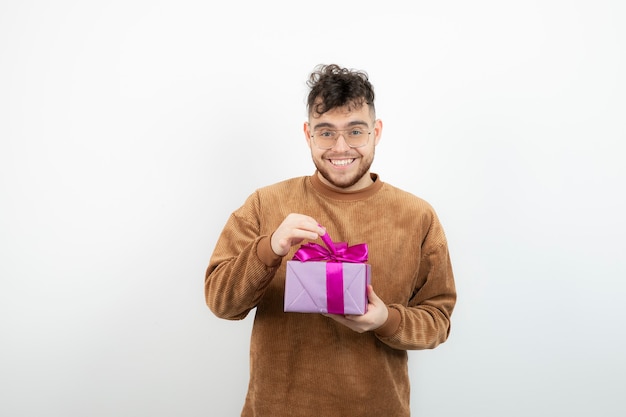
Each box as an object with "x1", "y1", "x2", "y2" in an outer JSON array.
[{"x1": 270, "y1": 214, "x2": 325, "y2": 257}]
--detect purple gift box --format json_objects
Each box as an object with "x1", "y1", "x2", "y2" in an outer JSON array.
[{"x1": 283, "y1": 232, "x2": 371, "y2": 315}]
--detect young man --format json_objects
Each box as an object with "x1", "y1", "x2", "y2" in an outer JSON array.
[{"x1": 205, "y1": 64, "x2": 456, "y2": 417}]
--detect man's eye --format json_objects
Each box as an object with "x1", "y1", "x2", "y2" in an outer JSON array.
[
  {"x1": 319, "y1": 131, "x2": 334, "y2": 137},
  {"x1": 350, "y1": 130, "x2": 364, "y2": 136}
]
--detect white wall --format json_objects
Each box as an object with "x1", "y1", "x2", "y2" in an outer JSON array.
[{"x1": 1, "y1": 1, "x2": 624, "y2": 416}]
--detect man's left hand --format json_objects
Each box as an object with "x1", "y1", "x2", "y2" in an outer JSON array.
[{"x1": 324, "y1": 285, "x2": 389, "y2": 333}]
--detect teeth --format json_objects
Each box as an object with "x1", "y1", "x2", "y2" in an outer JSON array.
[{"x1": 330, "y1": 159, "x2": 354, "y2": 166}]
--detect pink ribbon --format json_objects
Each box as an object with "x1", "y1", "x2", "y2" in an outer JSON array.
[
  {"x1": 292, "y1": 231, "x2": 368, "y2": 263},
  {"x1": 292, "y1": 230, "x2": 368, "y2": 314}
]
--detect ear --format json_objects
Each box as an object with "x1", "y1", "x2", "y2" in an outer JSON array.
[
  {"x1": 373, "y1": 119, "x2": 383, "y2": 146},
  {"x1": 303, "y1": 122, "x2": 313, "y2": 148}
]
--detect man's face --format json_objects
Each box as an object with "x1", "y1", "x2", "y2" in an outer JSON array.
[{"x1": 304, "y1": 104, "x2": 382, "y2": 191}]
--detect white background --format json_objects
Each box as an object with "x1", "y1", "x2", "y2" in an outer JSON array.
[{"x1": 1, "y1": 1, "x2": 625, "y2": 416}]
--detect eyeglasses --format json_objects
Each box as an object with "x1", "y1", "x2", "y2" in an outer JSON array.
[{"x1": 310, "y1": 126, "x2": 372, "y2": 150}]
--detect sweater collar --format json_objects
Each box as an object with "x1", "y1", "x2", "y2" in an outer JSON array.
[{"x1": 309, "y1": 171, "x2": 383, "y2": 201}]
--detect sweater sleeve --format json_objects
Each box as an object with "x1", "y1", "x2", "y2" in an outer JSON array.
[
  {"x1": 205, "y1": 192, "x2": 283, "y2": 320},
  {"x1": 375, "y1": 212, "x2": 457, "y2": 350}
]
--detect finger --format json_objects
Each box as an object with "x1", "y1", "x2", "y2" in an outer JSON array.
[
  {"x1": 278, "y1": 237, "x2": 289, "y2": 248},
  {"x1": 294, "y1": 229, "x2": 321, "y2": 241},
  {"x1": 295, "y1": 216, "x2": 324, "y2": 236},
  {"x1": 304, "y1": 221, "x2": 325, "y2": 238},
  {"x1": 367, "y1": 285, "x2": 379, "y2": 302}
]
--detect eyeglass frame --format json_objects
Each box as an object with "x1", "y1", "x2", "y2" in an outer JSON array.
[{"x1": 308, "y1": 124, "x2": 374, "y2": 150}]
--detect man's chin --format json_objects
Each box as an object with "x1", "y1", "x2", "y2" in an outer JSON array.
[{"x1": 318, "y1": 170, "x2": 360, "y2": 190}]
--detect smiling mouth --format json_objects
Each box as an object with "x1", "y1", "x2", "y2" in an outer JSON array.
[{"x1": 329, "y1": 158, "x2": 355, "y2": 167}]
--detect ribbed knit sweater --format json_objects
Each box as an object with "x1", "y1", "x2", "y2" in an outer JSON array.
[{"x1": 205, "y1": 172, "x2": 456, "y2": 417}]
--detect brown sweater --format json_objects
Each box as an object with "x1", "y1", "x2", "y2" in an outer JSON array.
[{"x1": 205, "y1": 173, "x2": 456, "y2": 417}]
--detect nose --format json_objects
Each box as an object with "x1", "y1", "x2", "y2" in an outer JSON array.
[{"x1": 331, "y1": 133, "x2": 351, "y2": 151}]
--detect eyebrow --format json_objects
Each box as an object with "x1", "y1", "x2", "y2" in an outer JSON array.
[{"x1": 312, "y1": 120, "x2": 370, "y2": 129}]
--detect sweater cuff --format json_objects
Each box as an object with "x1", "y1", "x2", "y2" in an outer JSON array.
[
  {"x1": 374, "y1": 306, "x2": 401, "y2": 337},
  {"x1": 257, "y1": 235, "x2": 283, "y2": 267}
]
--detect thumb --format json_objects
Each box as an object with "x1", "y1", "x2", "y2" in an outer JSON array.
[
  {"x1": 278, "y1": 237, "x2": 293, "y2": 254},
  {"x1": 367, "y1": 285, "x2": 380, "y2": 303}
]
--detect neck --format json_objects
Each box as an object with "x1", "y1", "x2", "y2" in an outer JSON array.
[{"x1": 310, "y1": 171, "x2": 381, "y2": 201}]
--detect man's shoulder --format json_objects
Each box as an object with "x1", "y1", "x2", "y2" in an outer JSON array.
[
  {"x1": 233, "y1": 176, "x2": 310, "y2": 217},
  {"x1": 381, "y1": 181, "x2": 431, "y2": 204},
  {"x1": 256, "y1": 176, "x2": 309, "y2": 194}
]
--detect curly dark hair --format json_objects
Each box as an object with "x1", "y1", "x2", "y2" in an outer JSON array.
[{"x1": 306, "y1": 64, "x2": 376, "y2": 118}]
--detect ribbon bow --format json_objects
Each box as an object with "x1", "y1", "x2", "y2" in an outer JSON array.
[{"x1": 292, "y1": 230, "x2": 368, "y2": 263}]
